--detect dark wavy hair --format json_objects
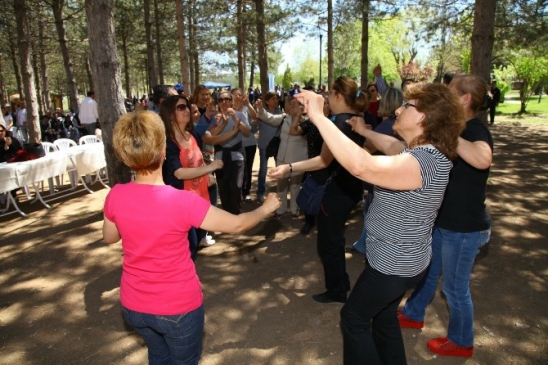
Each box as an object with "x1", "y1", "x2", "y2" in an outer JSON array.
[
  {"x1": 159, "y1": 95, "x2": 193, "y2": 140},
  {"x1": 331, "y1": 76, "x2": 368, "y2": 112},
  {"x1": 404, "y1": 82, "x2": 465, "y2": 160}
]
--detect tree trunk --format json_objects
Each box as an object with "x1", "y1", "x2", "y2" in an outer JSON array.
[
  {"x1": 84, "y1": 52, "x2": 94, "y2": 92},
  {"x1": 51, "y1": 0, "x2": 79, "y2": 112},
  {"x1": 360, "y1": 0, "x2": 370, "y2": 88},
  {"x1": 7, "y1": 28, "x2": 23, "y2": 99},
  {"x1": 14, "y1": 0, "x2": 40, "y2": 143},
  {"x1": 175, "y1": 0, "x2": 189, "y2": 94},
  {"x1": 470, "y1": 0, "x2": 496, "y2": 83},
  {"x1": 144, "y1": 0, "x2": 157, "y2": 91},
  {"x1": 38, "y1": 15, "x2": 51, "y2": 112},
  {"x1": 237, "y1": 0, "x2": 245, "y2": 89},
  {"x1": 470, "y1": 0, "x2": 496, "y2": 123},
  {"x1": 121, "y1": 35, "x2": 131, "y2": 98},
  {"x1": 327, "y1": 0, "x2": 334, "y2": 89},
  {"x1": 31, "y1": 42, "x2": 43, "y2": 115},
  {"x1": 255, "y1": 0, "x2": 269, "y2": 93},
  {"x1": 154, "y1": 0, "x2": 164, "y2": 85},
  {"x1": 85, "y1": 0, "x2": 131, "y2": 185},
  {"x1": 0, "y1": 58, "x2": 5, "y2": 104}
]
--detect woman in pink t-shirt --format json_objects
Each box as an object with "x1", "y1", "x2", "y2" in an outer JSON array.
[{"x1": 103, "y1": 110, "x2": 280, "y2": 365}]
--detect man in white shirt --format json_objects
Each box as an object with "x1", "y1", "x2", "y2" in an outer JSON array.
[
  {"x1": 16, "y1": 100, "x2": 28, "y2": 143},
  {"x1": 79, "y1": 91, "x2": 99, "y2": 135}
]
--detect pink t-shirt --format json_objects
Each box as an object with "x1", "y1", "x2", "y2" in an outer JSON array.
[{"x1": 104, "y1": 182, "x2": 210, "y2": 315}]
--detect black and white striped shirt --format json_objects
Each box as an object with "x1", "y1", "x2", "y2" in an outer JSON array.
[{"x1": 365, "y1": 145, "x2": 452, "y2": 277}]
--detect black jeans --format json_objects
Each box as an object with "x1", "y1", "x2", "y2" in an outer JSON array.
[
  {"x1": 316, "y1": 183, "x2": 360, "y2": 301},
  {"x1": 242, "y1": 145, "x2": 257, "y2": 197},
  {"x1": 216, "y1": 160, "x2": 244, "y2": 214},
  {"x1": 340, "y1": 265, "x2": 425, "y2": 365}
]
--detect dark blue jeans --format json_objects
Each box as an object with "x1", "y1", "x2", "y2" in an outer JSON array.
[
  {"x1": 122, "y1": 304, "x2": 204, "y2": 365},
  {"x1": 341, "y1": 266, "x2": 425, "y2": 365}
]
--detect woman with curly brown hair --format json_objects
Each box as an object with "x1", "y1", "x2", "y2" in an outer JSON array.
[
  {"x1": 398, "y1": 75, "x2": 493, "y2": 359},
  {"x1": 294, "y1": 82, "x2": 465, "y2": 365}
]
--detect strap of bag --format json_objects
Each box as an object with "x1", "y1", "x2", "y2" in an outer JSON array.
[
  {"x1": 325, "y1": 167, "x2": 339, "y2": 186},
  {"x1": 274, "y1": 116, "x2": 285, "y2": 137}
]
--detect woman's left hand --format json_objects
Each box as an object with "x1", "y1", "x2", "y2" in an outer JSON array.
[
  {"x1": 294, "y1": 90, "x2": 324, "y2": 120},
  {"x1": 268, "y1": 164, "x2": 290, "y2": 179}
]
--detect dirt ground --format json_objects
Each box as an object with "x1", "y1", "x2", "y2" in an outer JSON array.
[{"x1": 0, "y1": 117, "x2": 547, "y2": 365}]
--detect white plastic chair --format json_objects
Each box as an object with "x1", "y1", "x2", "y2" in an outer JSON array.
[
  {"x1": 53, "y1": 138, "x2": 77, "y2": 150},
  {"x1": 79, "y1": 135, "x2": 100, "y2": 145},
  {"x1": 39, "y1": 142, "x2": 62, "y2": 194}
]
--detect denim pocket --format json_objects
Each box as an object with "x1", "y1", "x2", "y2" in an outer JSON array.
[{"x1": 157, "y1": 313, "x2": 188, "y2": 326}]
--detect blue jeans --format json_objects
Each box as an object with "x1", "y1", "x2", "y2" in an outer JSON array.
[
  {"x1": 257, "y1": 148, "x2": 272, "y2": 198},
  {"x1": 84, "y1": 123, "x2": 96, "y2": 135},
  {"x1": 353, "y1": 193, "x2": 373, "y2": 254},
  {"x1": 401, "y1": 226, "x2": 490, "y2": 347},
  {"x1": 122, "y1": 304, "x2": 204, "y2": 365}
]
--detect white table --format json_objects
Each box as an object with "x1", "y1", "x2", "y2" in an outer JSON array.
[
  {"x1": 57, "y1": 142, "x2": 108, "y2": 193},
  {"x1": 0, "y1": 154, "x2": 69, "y2": 217}
]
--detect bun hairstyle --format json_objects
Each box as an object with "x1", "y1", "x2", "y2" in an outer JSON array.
[
  {"x1": 449, "y1": 74, "x2": 489, "y2": 112},
  {"x1": 331, "y1": 76, "x2": 369, "y2": 112}
]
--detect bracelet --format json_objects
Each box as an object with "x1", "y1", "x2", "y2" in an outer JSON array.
[{"x1": 289, "y1": 163, "x2": 293, "y2": 173}]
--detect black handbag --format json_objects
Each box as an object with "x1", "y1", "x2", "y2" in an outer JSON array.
[
  {"x1": 265, "y1": 117, "x2": 285, "y2": 158},
  {"x1": 296, "y1": 170, "x2": 338, "y2": 216}
]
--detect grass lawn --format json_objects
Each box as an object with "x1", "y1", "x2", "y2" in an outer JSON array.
[{"x1": 497, "y1": 90, "x2": 548, "y2": 125}]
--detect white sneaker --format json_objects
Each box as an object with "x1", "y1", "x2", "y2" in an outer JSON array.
[
  {"x1": 245, "y1": 195, "x2": 252, "y2": 202},
  {"x1": 201, "y1": 235, "x2": 216, "y2": 246}
]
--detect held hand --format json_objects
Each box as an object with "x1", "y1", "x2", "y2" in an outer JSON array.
[
  {"x1": 210, "y1": 160, "x2": 223, "y2": 171},
  {"x1": 347, "y1": 116, "x2": 371, "y2": 135},
  {"x1": 254, "y1": 99, "x2": 263, "y2": 111},
  {"x1": 261, "y1": 193, "x2": 282, "y2": 214},
  {"x1": 294, "y1": 90, "x2": 324, "y2": 120},
  {"x1": 267, "y1": 164, "x2": 290, "y2": 179},
  {"x1": 4, "y1": 136, "x2": 12, "y2": 147},
  {"x1": 226, "y1": 108, "x2": 237, "y2": 118}
]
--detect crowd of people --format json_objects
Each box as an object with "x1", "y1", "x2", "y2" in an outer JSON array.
[{"x1": 99, "y1": 69, "x2": 494, "y2": 365}]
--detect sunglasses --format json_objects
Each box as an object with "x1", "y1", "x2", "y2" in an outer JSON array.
[
  {"x1": 218, "y1": 98, "x2": 232, "y2": 102},
  {"x1": 176, "y1": 104, "x2": 189, "y2": 111}
]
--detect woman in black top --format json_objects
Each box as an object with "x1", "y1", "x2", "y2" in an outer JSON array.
[
  {"x1": 0, "y1": 125, "x2": 23, "y2": 162},
  {"x1": 269, "y1": 76, "x2": 367, "y2": 304}
]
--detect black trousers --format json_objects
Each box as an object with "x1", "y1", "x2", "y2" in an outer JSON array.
[
  {"x1": 316, "y1": 183, "x2": 360, "y2": 301},
  {"x1": 242, "y1": 145, "x2": 257, "y2": 197},
  {"x1": 216, "y1": 160, "x2": 244, "y2": 214},
  {"x1": 340, "y1": 265, "x2": 425, "y2": 365}
]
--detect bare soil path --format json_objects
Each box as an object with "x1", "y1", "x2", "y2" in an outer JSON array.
[{"x1": 0, "y1": 119, "x2": 546, "y2": 365}]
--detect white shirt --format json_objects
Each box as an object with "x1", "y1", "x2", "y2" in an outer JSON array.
[
  {"x1": 16, "y1": 108, "x2": 26, "y2": 126},
  {"x1": 79, "y1": 96, "x2": 99, "y2": 125}
]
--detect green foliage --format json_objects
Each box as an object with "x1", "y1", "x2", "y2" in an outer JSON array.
[
  {"x1": 506, "y1": 50, "x2": 548, "y2": 113},
  {"x1": 282, "y1": 65, "x2": 293, "y2": 90},
  {"x1": 333, "y1": 20, "x2": 361, "y2": 79}
]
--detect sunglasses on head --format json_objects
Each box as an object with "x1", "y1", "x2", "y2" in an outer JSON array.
[{"x1": 176, "y1": 104, "x2": 189, "y2": 111}]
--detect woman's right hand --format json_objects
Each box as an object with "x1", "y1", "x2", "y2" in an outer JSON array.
[
  {"x1": 210, "y1": 160, "x2": 223, "y2": 171},
  {"x1": 347, "y1": 116, "x2": 372, "y2": 136},
  {"x1": 262, "y1": 193, "x2": 281, "y2": 214}
]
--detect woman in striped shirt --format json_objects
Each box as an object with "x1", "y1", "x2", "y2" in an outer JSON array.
[{"x1": 295, "y1": 82, "x2": 465, "y2": 365}]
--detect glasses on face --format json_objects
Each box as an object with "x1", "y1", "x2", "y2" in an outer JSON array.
[
  {"x1": 176, "y1": 103, "x2": 189, "y2": 112},
  {"x1": 401, "y1": 101, "x2": 416, "y2": 109},
  {"x1": 219, "y1": 98, "x2": 232, "y2": 103}
]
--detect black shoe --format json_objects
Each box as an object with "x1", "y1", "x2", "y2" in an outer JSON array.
[
  {"x1": 300, "y1": 223, "x2": 314, "y2": 235},
  {"x1": 312, "y1": 292, "x2": 346, "y2": 304}
]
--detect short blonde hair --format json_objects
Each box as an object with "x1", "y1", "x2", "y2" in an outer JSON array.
[{"x1": 113, "y1": 110, "x2": 166, "y2": 175}]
